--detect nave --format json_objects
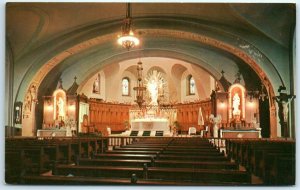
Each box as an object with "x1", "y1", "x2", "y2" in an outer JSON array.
[
  {"x1": 5, "y1": 137, "x2": 295, "y2": 185},
  {"x1": 5, "y1": 3, "x2": 296, "y2": 186}
]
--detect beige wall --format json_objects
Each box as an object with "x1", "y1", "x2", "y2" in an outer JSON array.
[
  {"x1": 80, "y1": 70, "x2": 106, "y2": 100},
  {"x1": 79, "y1": 57, "x2": 216, "y2": 104}
]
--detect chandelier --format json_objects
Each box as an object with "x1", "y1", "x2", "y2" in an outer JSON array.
[
  {"x1": 133, "y1": 61, "x2": 146, "y2": 108},
  {"x1": 248, "y1": 83, "x2": 268, "y2": 101},
  {"x1": 117, "y1": 3, "x2": 139, "y2": 50},
  {"x1": 258, "y1": 84, "x2": 268, "y2": 101}
]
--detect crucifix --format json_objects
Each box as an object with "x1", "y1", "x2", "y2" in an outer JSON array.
[{"x1": 273, "y1": 86, "x2": 296, "y2": 138}]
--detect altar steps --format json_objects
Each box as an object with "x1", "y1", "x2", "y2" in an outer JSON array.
[
  {"x1": 130, "y1": 131, "x2": 139, "y2": 136},
  {"x1": 142, "y1": 131, "x2": 151, "y2": 136},
  {"x1": 155, "y1": 131, "x2": 164, "y2": 136}
]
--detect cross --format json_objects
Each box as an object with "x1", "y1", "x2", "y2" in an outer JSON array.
[
  {"x1": 235, "y1": 71, "x2": 241, "y2": 82},
  {"x1": 221, "y1": 70, "x2": 225, "y2": 77}
]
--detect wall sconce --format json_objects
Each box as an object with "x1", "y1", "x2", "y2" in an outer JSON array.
[
  {"x1": 14, "y1": 102, "x2": 23, "y2": 124},
  {"x1": 219, "y1": 100, "x2": 226, "y2": 109},
  {"x1": 46, "y1": 105, "x2": 53, "y2": 112},
  {"x1": 45, "y1": 99, "x2": 53, "y2": 111},
  {"x1": 68, "y1": 104, "x2": 76, "y2": 111},
  {"x1": 247, "y1": 100, "x2": 255, "y2": 108}
]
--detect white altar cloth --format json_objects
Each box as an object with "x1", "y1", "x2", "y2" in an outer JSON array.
[
  {"x1": 37, "y1": 129, "x2": 67, "y2": 137},
  {"x1": 131, "y1": 118, "x2": 170, "y2": 132}
]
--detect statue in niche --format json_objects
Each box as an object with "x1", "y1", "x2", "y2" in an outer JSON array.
[
  {"x1": 232, "y1": 93, "x2": 241, "y2": 116},
  {"x1": 145, "y1": 70, "x2": 165, "y2": 106},
  {"x1": 93, "y1": 74, "x2": 100, "y2": 94},
  {"x1": 57, "y1": 97, "x2": 65, "y2": 119},
  {"x1": 23, "y1": 93, "x2": 32, "y2": 114},
  {"x1": 148, "y1": 79, "x2": 159, "y2": 106},
  {"x1": 30, "y1": 84, "x2": 37, "y2": 100}
]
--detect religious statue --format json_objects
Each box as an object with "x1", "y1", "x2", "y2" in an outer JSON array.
[
  {"x1": 209, "y1": 114, "x2": 222, "y2": 138},
  {"x1": 232, "y1": 93, "x2": 241, "y2": 116},
  {"x1": 145, "y1": 70, "x2": 166, "y2": 106},
  {"x1": 147, "y1": 79, "x2": 159, "y2": 106},
  {"x1": 30, "y1": 84, "x2": 37, "y2": 101},
  {"x1": 24, "y1": 93, "x2": 32, "y2": 113},
  {"x1": 93, "y1": 74, "x2": 100, "y2": 94},
  {"x1": 57, "y1": 97, "x2": 65, "y2": 118},
  {"x1": 273, "y1": 89, "x2": 295, "y2": 137}
]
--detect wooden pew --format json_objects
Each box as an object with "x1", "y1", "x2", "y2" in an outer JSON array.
[
  {"x1": 15, "y1": 137, "x2": 255, "y2": 185},
  {"x1": 260, "y1": 152, "x2": 295, "y2": 184},
  {"x1": 77, "y1": 158, "x2": 237, "y2": 170},
  {"x1": 153, "y1": 160, "x2": 238, "y2": 170},
  {"x1": 156, "y1": 155, "x2": 229, "y2": 162},
  {"x1": 94, "y1": 153, "x2": 156, "y2": 161},
  {"x1": 53, "y1": 165, "x2": 251, "y2": 183},
  {"x1": 22, "y1": 175, "x2": 251, "y2": 185},
  {"x1": 5, "y1": 137, "x2": 108, "y2": 184},
  {"x1": 266, "y1": 156, "x2": 295, "y2": 185},
  {"x1": 105, "y1": 150, "x2": 160, "y2": 155},
  {"x1": 226, "y1": 139, "x2": 295, "y2": 185},
  {"x1": 115, "y1": 147, "x2": 163, "y2": 151},
  {"x1": 78, "y1": 158, "x2": 151, "y2": 167}
]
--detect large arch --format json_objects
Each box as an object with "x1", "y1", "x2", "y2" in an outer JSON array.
[
  {"x1": 15, "y1": 17, "x2": 284, "y2": 102},
  {"x1": 15, "y1": 17, "x2": 282, "y2": 137}
]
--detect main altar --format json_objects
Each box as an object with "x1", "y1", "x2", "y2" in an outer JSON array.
[
  {"x1": 121, "y1": 106, "x2": 177, "y2": 136},
  {"x1": 120, "y1": 68, "x2": 176, "y2": 137}
]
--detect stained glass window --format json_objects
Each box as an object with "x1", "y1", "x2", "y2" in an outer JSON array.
[
  {"x1": 189, "y1": 76, "x2": 195, "y2": 95},
  {"x1": 122, "y1": 78, "x2": 130, "y2": 96}
]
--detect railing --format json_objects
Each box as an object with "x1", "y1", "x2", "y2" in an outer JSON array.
[
  {"x1": 208, "y1": 138, "x2": 227, "y2": 155},
  {"x1": 108, "y1": 137, "x2": 136, "y2": 147}
]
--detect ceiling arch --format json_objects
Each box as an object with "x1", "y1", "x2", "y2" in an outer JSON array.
[{"x1": 13, "y1": 16, "x2": 285, "y2": 108}]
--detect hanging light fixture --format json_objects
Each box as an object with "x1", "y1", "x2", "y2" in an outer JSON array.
[
  {"x1": 248, "y1": 83, "x2": 268, "y2": 101},
  {"x1": 117, "y1": 3, "x2": 140, "y2": 50},
  {"x1": 133, "y1": 61, "x2": 146, "y2": 108},
  {"x1": 258, "y1": 84, "x2": 268, "y2": 101}
]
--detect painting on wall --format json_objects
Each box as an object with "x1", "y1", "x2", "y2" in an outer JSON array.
[{"x1": 93, "y1": 73, "x2": 100, "y2": 94}]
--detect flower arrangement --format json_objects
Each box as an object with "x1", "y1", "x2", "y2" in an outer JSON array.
[
  {"x1": 209, "y1": 114, "x2": 222, "y2": 138},
  {"x1": 209, "y1": 114, "x2": 222, "y2": 124}
]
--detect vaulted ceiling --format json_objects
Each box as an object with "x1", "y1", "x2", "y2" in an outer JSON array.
[{"x1": 6, "y1": 3, "x2": 295, "y2": 103}]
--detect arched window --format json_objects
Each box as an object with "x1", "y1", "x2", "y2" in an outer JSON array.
[
  {"x1": 122, "y1": 77, "x2": 130, "y2": 96},
  {"x1": 187, "y1": 75, "x2": 195, "y2": 95}
]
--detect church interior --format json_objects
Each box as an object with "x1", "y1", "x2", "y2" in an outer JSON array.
[{"x1": 5, "y1": 2, "x2": 296, "y2": 185}]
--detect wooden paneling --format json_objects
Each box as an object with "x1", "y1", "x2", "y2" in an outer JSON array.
[
  {"x1": 89, "y1": 99, "x2": 131, "y2": 134},
  {"x1": 174, "y1": 100, "x2": 211, "y2": 132}
]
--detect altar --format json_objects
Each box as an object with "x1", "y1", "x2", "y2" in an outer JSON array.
[
  {"x1": 37, "y1": 129, "x2": 67, "y2": 137},
  {"x1": 131, "y1": 118, "x2": 170, "y2": 135},
  {"x1": 220, "y1": 128, "x2": 261, "y2": 138}
]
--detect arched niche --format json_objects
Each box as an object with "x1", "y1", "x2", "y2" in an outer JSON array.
[
  {"x1": 228, "y1": 83, "x2": 246, "y2": 121},
  {"x1": 52, "y1": 89, "x2": 67, "y2": 121}
]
